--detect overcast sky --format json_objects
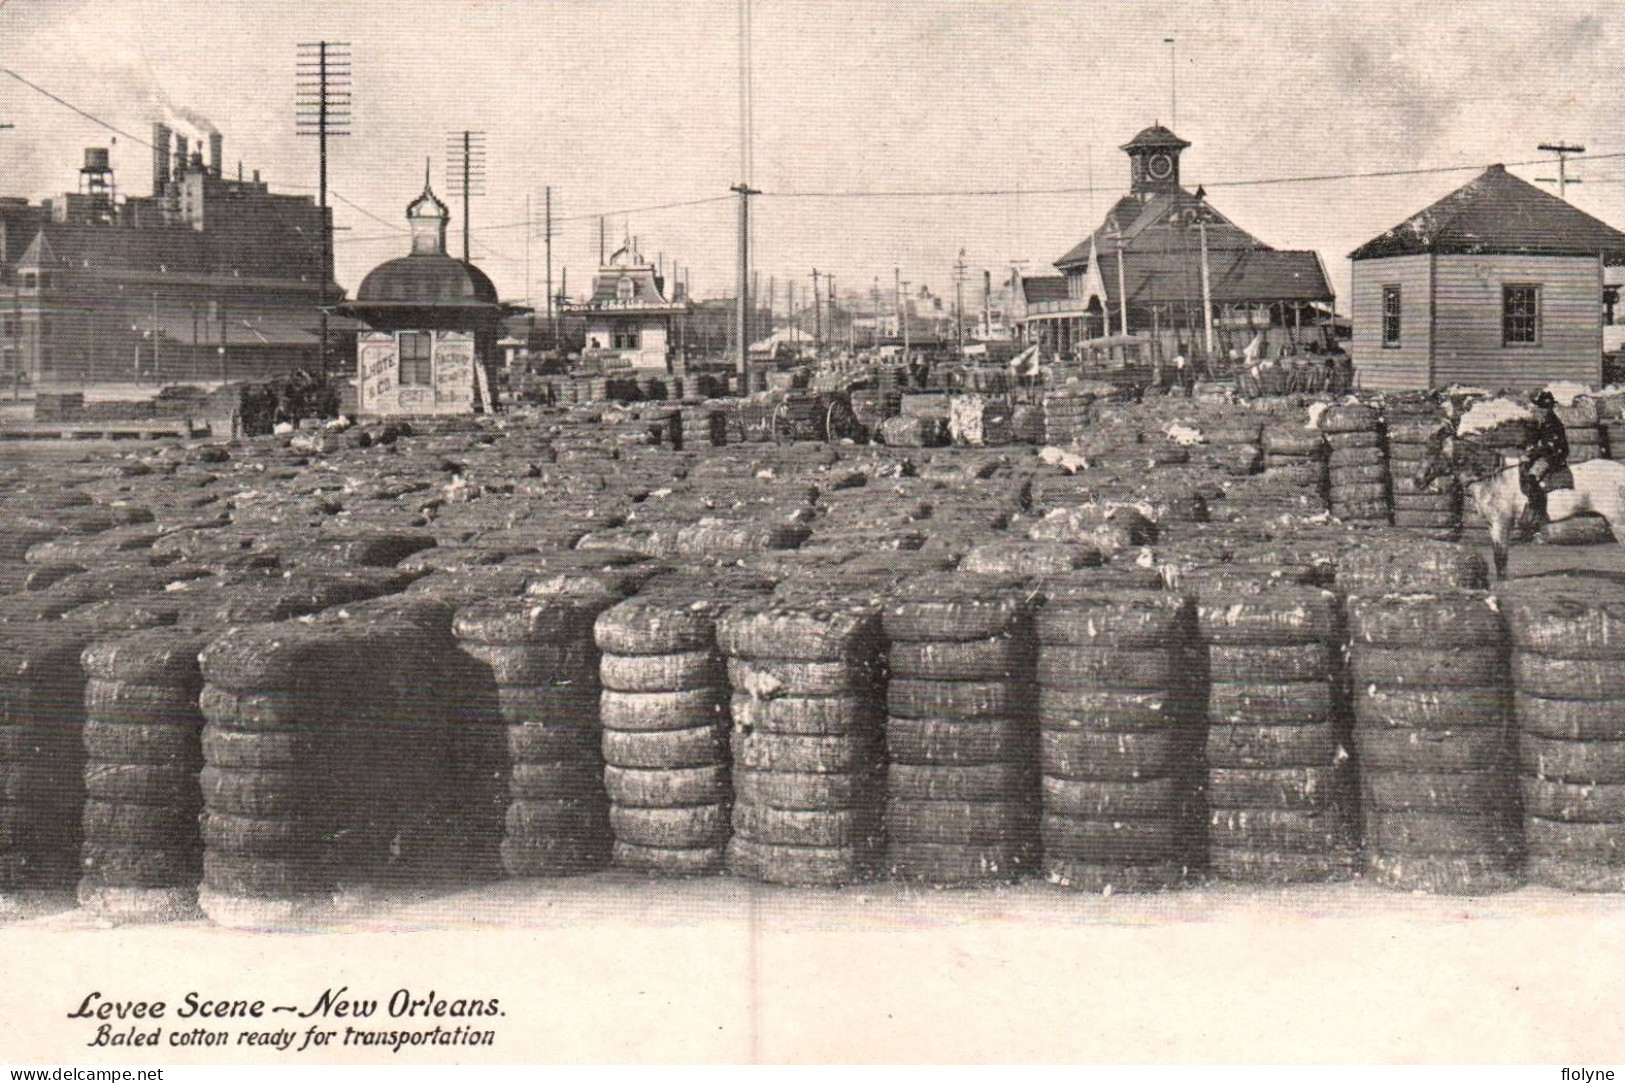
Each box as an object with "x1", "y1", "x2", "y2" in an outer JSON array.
[{"x1": 1, "y1": 0, "x2": 1621, "y2": 309}]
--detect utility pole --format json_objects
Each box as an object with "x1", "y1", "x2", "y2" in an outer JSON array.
[
  {"x1": 900, "y1": 276, "x2": 911, "y2": 359},
  {"x1": 1537, "y1": 142, "x2": 1586, "y2": 200},
  {"x1": 296, "y1": 40, "x2": 351, "y2": 379},
  {"x1": 1194, "y1": 185, "x2": 1216, "y2": 357},
  {"x1": 599, "y1": 217, "x2": 606, "y2": 265},
  {"x1": 733, "y1": 0, "x2": 756, "y2": 389},
  {"x1": 954, "y1": 248, "x2": 968, "y2": 357},
  {"x1": 1165, "y1": 38, "x2": 1177, "y2": 131},
  {"x1": 871, "y1": 277, "x2": 881, "y2": 347},
  {"x1": 982, "y1": 269, "x2": 992, "y2": 340},
  {"x1": 733, "y1": 184, "x2": 759, "y2": 387},
  {"x1": 788, "y1": 280, "x2": 797, "y2": 345},
  {"x1": 446, "y1": 130, "x2": 486, "y2": 263},
  {"x1": 811, "y1": 268, "x2": 823, "y2": 350},
  {"x1": 544, "y1": 187, "x2": 555, "y2": 340}
]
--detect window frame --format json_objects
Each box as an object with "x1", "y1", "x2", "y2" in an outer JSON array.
[
  {"x1": 1502, "y1": 283, "x2": 1542, "y2": 348},
  {"x1": 397, "y1": 330, "x2": 433, "y2": 387},
  {"x1": 1381, "y1": 284, "x2": 1402, "y2": 348}
]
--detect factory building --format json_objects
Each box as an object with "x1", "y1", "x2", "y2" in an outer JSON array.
[{"x1": 0, "y1": 122, "x2": 346, "y2": 387}]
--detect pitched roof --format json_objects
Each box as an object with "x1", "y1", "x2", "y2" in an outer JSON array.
[
  {"x1": 1055, "y1": 188, "x2": 1266, "y2": 268},
  {"x1": 1019, "y1": 275, "x2": 1069, "y2": 303},
  {"x1": 1120, "y1": 125, "x2": 1191, "y2": 151},
  {"x1": 1350, "y1": 164, "x2": 1625, "y2": 262},
  {"x1": 589, "y1": 264, "x2": 671, "y2": 305},
  {"x1": 1091, "y1": 248, "x2": 1333, "y2": 305},
  {"x1": 20, "y1": 223, "x2": 205, "y2": 272}
]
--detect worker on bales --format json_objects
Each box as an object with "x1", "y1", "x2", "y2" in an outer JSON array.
[{"x1": 1520, "y1": 390, "x2": 1569, "y2": 531}]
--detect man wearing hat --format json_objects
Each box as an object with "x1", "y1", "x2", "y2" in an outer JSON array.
[{"x1": 1521, "y1": 390, "x2": 1569, "y2": 531}]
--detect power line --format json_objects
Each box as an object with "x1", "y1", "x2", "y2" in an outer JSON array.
[
  {"x1": 763, "y1": 152, "x2": 1625, "y2": 200},
  {"x1": 332, "y1": 194, "x2": 734, "y2": 245}
]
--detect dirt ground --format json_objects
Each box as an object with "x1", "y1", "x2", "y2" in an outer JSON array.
[{"x1": 0, "y1": 540, "x2": 1621, "y2": 1065}]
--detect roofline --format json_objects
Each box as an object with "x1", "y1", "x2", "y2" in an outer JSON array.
[{"x1": 1349, "y1": 246, "x2": 1625, "y2": 262}]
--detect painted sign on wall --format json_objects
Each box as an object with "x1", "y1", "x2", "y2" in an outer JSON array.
[
  {"x1": 357, "y1": 331, "x2": 397, "y2": 414},
  {"x1": 434, "y1": 330, "x2": 475, "y2": 407}
]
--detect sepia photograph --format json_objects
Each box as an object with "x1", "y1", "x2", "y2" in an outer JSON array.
[{"x1": 1, "y1": 0, "x2": 1624, "y2": 1069}]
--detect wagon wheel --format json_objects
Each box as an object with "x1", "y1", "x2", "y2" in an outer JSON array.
[{"x1": 825, "y1": 396, "x2": 865, "y2": 443}]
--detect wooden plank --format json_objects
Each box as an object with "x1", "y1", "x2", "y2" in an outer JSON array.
[
  {"x1": 1351, "y1": 255, "x2": 1431, "y2": 391},
  {"x1": 1431, "y1": 254, "x2": 1602, "y2": 388}
]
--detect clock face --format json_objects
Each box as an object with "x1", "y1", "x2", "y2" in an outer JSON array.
[{"x1": 1147, "y1": 153, "x2": 1175, "y2": 181}]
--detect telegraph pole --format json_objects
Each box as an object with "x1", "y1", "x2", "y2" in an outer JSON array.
[
  {"x1": 544, "y1": 187, "x2": 555, "y2": 337},
  {"x1": 871, "y1": 277, "x2": 881, "y2": 347},
  {"x1": 1165, "y1": 38, "x2": 1177, "y2": 131},
  {"x1": 733, "y1": 0, "x2": 756, "y2": 389},
  {"x1": 733, "y1": 184, "x2": 758, "y2": 386},
  {"x1": 954, "y1": 249, "x2": 968, "y2": 357},
  {"x1": 1537, "y1": 142, "x2": 1586, "y2": 200},
  {"x1": 900, "y1": 277, "x2": 911, "y2": 359},
  {"x1": 296, "y1": 40, "x2": 352, "y2": 379},
  {"x1": 446, "y1": 130, "x2": 486, "y2": 263},
  {"x1": 1194, "y1": 186, "x2": 1216, "y2": 357},
  {"x1": 811, "y1": 268, "x2": 823, "y2": 350}
]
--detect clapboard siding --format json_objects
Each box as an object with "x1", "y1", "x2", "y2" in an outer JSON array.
[
  {"x1": 1351, "y1": 255, "x2": 1431, "y2": 391},
  {"x1": 1432, "y1": 254, "x2": 1602, "y2": 388}
]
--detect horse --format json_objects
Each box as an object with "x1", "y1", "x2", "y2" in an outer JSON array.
[{"x1": 1415, "y1": 427, "x2": 1625, "y2": 580}]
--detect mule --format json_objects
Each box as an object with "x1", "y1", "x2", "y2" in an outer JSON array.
[{"x1": 1415, "y1": 429, "x2": 1625, "y2": 580}]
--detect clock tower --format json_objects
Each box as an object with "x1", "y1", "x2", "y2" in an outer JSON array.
[{"x1": 1122, "y1": 124, "x2": 1191, "y2": 198}]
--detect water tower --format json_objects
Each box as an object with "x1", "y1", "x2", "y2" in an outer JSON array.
[{"x1": 79, "y1": 146, "x2": 116, "y2": 222}]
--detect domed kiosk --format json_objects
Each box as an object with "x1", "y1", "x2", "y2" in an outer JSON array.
[{"x1": 338, "y1": 167, "x2": 521, "y2": 416}]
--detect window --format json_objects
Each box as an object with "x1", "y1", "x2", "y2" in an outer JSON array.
[
  {"x1": 1381, "y1": 285, "x2": 1401, "y2": 348},
  {"x1": 616, "y1": 277, "x2": 635, "y2": 301},
  {"x1": 20, "y1": 273, "x2": 35, "y2": 290},
  {"x1": 398, "y1": 331, "x2": 432, "y2": 386},
  {"x1": 613, "y1": 326, "x2": 640, "y2": 350},
  {"x1": 1503, "y1": 284, "x2": 1541, "y2": 346}
]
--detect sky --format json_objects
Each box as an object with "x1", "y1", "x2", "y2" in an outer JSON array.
[{"x1": 0, "y1": 0, "x2": 1622, "y2": 310}]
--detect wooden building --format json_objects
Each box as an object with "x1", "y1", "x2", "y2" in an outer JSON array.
[
  {"x1": 337, "y1": 171, "x2": 517, "y2": 417},
  {"x1": 1033, "y1": 125, "x2": 1335, "y2": 360},
  {"x1": 1349, "y1": 164, "x2": 1625, "y2": 391},
  {"x1": 561, "y1": 239, "x2": 687, "y2": 373}
]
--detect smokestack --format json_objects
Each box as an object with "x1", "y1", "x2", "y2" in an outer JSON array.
[
  {"x1": 174, "y1": 134, "x2": 189, "y2": 179},
  {"x1": 152, "y1": 122, "x2": 171, "y2": 194},
  {"x1": 208, "y1": 132, "x2": 223, "y2": 179}
]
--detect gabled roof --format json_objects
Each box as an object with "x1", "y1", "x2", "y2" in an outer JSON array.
[{"x1": 1350, "y1": 164, "x2": 1625, "y2": 262}]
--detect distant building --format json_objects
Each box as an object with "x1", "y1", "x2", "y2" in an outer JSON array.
[
  {"x1": 561, "y1": 240, "x2": 687, "y2": 372},
  {"x1": 1349, "y1": 164, "x2": 1625, "y2": 391},
  {"x1": 1, "y1": 124, "x2": 347, "y2": 386},
  {"x1": 1034, "y1": 125, "x2": 1334, "y2": 357},
  {"x1": 1006, "y1": 273, "x2": 1069, "y2": 345},
  {"x1": 337, "y1": 170, "x2": 518, "y2": 417}
]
